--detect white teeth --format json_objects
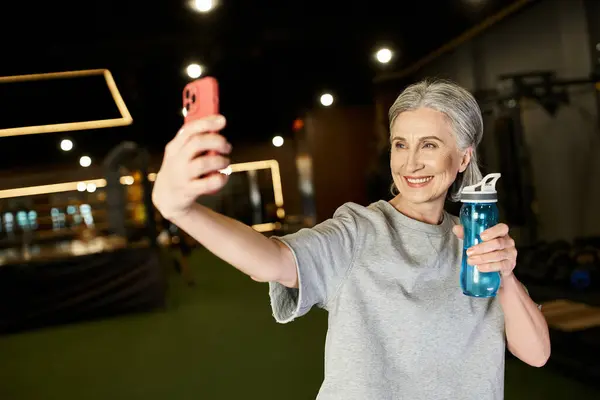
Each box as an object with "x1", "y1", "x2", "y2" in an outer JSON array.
[{"x1": 406, "y1": 176, "x2": 433, "y2": 184}]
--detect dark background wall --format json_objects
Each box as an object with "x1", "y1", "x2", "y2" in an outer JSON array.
[{"x1": 302, "y1": 106, "x2": 377, "y2": 222}]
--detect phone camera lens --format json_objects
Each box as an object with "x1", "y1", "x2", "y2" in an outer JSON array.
[
  {"x1": 185, "y1": 103, "x2": 190, "y2": 111},
  {"x1": 192, "y1": 94, "x2": 196, "y2": 103},
  {"x1": 185, "y1": 90, "x2": 190, "y2": 99}
]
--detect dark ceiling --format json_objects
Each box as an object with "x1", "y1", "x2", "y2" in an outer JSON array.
[{"x1": 0, "y1": 0, "x2": 522, "y2": 172}]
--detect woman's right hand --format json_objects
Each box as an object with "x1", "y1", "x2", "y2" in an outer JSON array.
[{"x1": 152, "y1": 115, "x2": 232, "y2": 222}]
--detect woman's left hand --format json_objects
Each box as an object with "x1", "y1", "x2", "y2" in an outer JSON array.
[{"x1": 452, "y1": 223, "x2": 517, "y2": 277}]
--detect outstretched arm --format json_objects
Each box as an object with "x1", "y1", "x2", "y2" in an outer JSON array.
[
  {"x1": 152, "y1": 115, "x2": 298, "y2": 288},
  {"x1": 174, "y1": 203, "x2": 298, "y2": 287}
]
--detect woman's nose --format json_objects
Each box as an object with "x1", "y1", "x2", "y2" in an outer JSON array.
[{"x1": 405, "y1": 149, "x2": 424, "y2": 171}]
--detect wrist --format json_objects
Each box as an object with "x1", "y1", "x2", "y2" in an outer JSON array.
[
  {"x1": 500, "y1": 272, "x2": 518, "y2": 291},
  {"x1": 166, "y1": 204, "x2": 197, "y2": 227}
]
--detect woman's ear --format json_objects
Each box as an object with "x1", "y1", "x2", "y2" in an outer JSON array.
[{"x1": 458, "y1": 147, "x2": 473, "y2": 173}]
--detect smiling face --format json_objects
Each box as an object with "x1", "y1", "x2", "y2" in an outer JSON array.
[{"x1": 390, "y1": 107, "x2": 471, "y2": 205}]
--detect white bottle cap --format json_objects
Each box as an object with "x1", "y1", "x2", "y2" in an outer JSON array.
[{"x1": 460, "y1": 173, "x2": 501, "y2": 203}]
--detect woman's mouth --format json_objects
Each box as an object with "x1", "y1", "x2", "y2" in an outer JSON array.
[{"x1": 404, "y1": 176, "x2": 433, "y2": 188}]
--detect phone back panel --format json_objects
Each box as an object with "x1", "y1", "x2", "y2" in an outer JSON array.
[{"x1": 183, "y1": 77, "x2": 219, "y2": 123}]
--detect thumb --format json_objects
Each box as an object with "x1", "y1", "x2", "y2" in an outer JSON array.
[{"x1": 452, "y1": 224, "x2": 464, "y2": 240}]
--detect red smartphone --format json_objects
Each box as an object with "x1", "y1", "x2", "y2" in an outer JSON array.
[
  {"x1": 182, "y1": 76, "x2": 222, "y2": 186},
  {"x1": 183, "y1": 76, "x2": 219, "y2": 123}
]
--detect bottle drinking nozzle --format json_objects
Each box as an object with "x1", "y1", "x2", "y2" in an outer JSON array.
[{"x1": 460, "y1": 173, "x2": 501, "y2": 203}]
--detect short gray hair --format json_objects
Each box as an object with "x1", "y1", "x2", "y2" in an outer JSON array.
[{"x1": 388, "y1": 78, "x2": 483, "y2": 202}]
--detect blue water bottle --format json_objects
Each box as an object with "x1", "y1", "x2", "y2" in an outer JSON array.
[{"x1": 460, "y1": 173, "x2": 502, "y2": 297}]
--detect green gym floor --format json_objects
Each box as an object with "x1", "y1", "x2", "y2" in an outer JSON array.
[{"x1": 1, "y1": 248, "x2": 599, "y2": 400}]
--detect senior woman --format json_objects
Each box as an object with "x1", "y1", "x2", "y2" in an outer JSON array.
[{"x1": 152, "y1": 78, "x2": 550, "y2": 400}]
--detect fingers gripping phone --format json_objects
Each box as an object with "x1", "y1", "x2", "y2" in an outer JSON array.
[{"x1": 182, "y1": 76, "x2": 222, "y2": 182}]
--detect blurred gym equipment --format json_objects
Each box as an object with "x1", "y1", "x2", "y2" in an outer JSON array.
[
  {"x1": 103, "y1": 141, "x2": 156, "y2": 243},
  {"x1": 477, "y1": 69, "x2": 600, "y2": 247}
]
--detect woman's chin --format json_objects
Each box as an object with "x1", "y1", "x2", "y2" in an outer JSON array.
[
  {"x1": 404, "y1": 193, "x2": 435, "y2": 205},
  {"x1": 398, "y1": 186, "x2": 445, "y2": 204}
]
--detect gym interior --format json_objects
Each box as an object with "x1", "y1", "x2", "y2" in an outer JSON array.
[{"x1": 1, "y1": 0, "x2": 599, "y2": 399}]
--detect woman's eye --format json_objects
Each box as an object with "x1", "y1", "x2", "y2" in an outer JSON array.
[
  {"x1": 394, "y1": 142, "x2": 405, "y2": 149},
  {"x1": 423, "y1": 142, "x2": 437, "y2": 149}
]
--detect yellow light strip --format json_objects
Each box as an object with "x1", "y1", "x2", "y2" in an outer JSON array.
[
  {"x1": 0, "y1": 160, "x2": 285, "y2": 209},
  {"x1": 101, "y1": 70, "x2": 133, "y2": 122},
  {"x1": 0, "y1": 69, "x2": 133, "y2": 137},
  {"x1": 0, "y1": 69, "x2": 106, "y2": 83},
  {"x1": 229, "y1": 160, "x2": 273, "y2": 173},
  {"x1": 268, "y1": 161, "x2": 284, "y2": 207},
  {"x1": 252, "y1": 222, "x2": 282, "y2": 233},
  {"x1": 119, "y1": 175, "x2": 135, "y2": 185},
  {"x1": 0, "y1": 161, "x2": 285, "y2": 233},
  {"x1": 224, "y1": 159, "x2": 284, "y2": 206},
  {"x1": 0, "y1": 179, "x2": 107, "y2": 199}
]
